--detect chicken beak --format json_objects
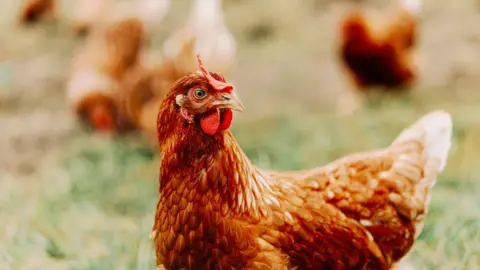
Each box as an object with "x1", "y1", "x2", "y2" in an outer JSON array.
[{"x1": 214, "y1": 92, "x2": 244, "y2": 112}]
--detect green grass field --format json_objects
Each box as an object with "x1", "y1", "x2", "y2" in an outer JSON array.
[{"x1": 1, "y1": 0, "x2": 480, "y2": 269}]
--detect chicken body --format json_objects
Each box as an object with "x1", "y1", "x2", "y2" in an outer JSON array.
[
  {"x1": 340, "y1": 0, "x2": 420, "y2": 90},
  {"x1": 66, "y1": 17, "x2": 145, "y2": 132},
  {"x1": 152, "y1": 60, "x2": 452, "y2": 269}
]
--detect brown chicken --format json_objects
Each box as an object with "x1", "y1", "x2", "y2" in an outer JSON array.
[
  {"x1": 66, "y1": 17, "x2": 145, "y2": 133},
  {"x1": 19, "y1": 0, "x2": 55, "y2": 24},
  {"x1": 151, "y1": 55, "x2": 452, "y2": 269},
  {"x1": 339, "y1": 0, "x2": 421, "y2": 90}
]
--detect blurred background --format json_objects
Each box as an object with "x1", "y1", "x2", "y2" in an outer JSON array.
[{"x1": 1, "y1": 0, "x2": 480, "y2": 269}]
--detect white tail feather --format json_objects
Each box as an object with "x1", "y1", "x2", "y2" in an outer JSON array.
[{"x1": 393, "y1": 110, "x2": 452, "y2": 173}]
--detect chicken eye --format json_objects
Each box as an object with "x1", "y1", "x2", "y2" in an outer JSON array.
[{"x1": 193, "y1": 88, "x2": 207, "y2": 99}]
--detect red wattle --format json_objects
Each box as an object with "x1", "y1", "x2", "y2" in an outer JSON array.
[
  {"x1": 200, "y1": 110, "x2": 220, "y2": 135},
  {"x1": 218, "y1": 109, "x2": 233, "y2": 131}
]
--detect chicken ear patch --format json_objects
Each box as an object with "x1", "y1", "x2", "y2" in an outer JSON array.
[{"x1": 200, "y1": 110, "x2": 221, "y2": 135}]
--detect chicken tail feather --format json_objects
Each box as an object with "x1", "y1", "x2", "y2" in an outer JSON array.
[
  {"x1": 392, "y1": 110, "x2": 452, "y2": 175},
  {"x1": 387, "y1": 110, "x2": 452, "y2": 237},
  {"x1": 392, "y1": 110, "x2": 453, "y2": 190}
]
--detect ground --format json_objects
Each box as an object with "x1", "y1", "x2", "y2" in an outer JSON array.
[{"x1": 1, "y1": 0, "x2": 480, "y2": 269}]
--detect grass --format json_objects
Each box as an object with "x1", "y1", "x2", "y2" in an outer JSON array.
[{"x1": 1, "y1": 0, "x2": 480, "y2": 269}]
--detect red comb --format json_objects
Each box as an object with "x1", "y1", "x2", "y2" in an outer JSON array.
[{"x1": 196, "y1": 54, "x2": 233, "y2": 93}]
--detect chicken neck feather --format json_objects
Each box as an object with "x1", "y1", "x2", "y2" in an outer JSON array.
[{"x1": 157, "y1": 93, "x2": 277, "y2": 219}]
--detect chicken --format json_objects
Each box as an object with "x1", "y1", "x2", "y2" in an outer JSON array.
[
  {"x1": 66, "y1": 17, "x2": 145, "y2": 133},
  {"x1": 19, "y1": 0, "x2": 55, "y2": 24},
  {"x1": 65, "y1": 0, "x2": 171, "y2": 136},
  {"x1": 162, "y1": 0, "x2": 236, "y2": 77},
  {"x1": 151, "y1": 55, "x2": 452, "y2": 269},
  {"x1": 339, "y1": 0, "x2": 421, "y2": 90}
]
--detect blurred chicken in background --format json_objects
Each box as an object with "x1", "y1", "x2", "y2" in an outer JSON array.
[
  {"x1": 65, "y1": 0, "x2": 170, "y2": 134},
  {"x1": 118, "y1": 0, "x2": 236, "y2": 143},
  {"x1": 19, "y1": 0, "x2": 55, "y2": 24},
  {"x1": 337, "y1": 0, "x2": 421, "y2": 114},
  {"x1": 66, "y1": 18, "x2": 145, "y2": 133}
]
